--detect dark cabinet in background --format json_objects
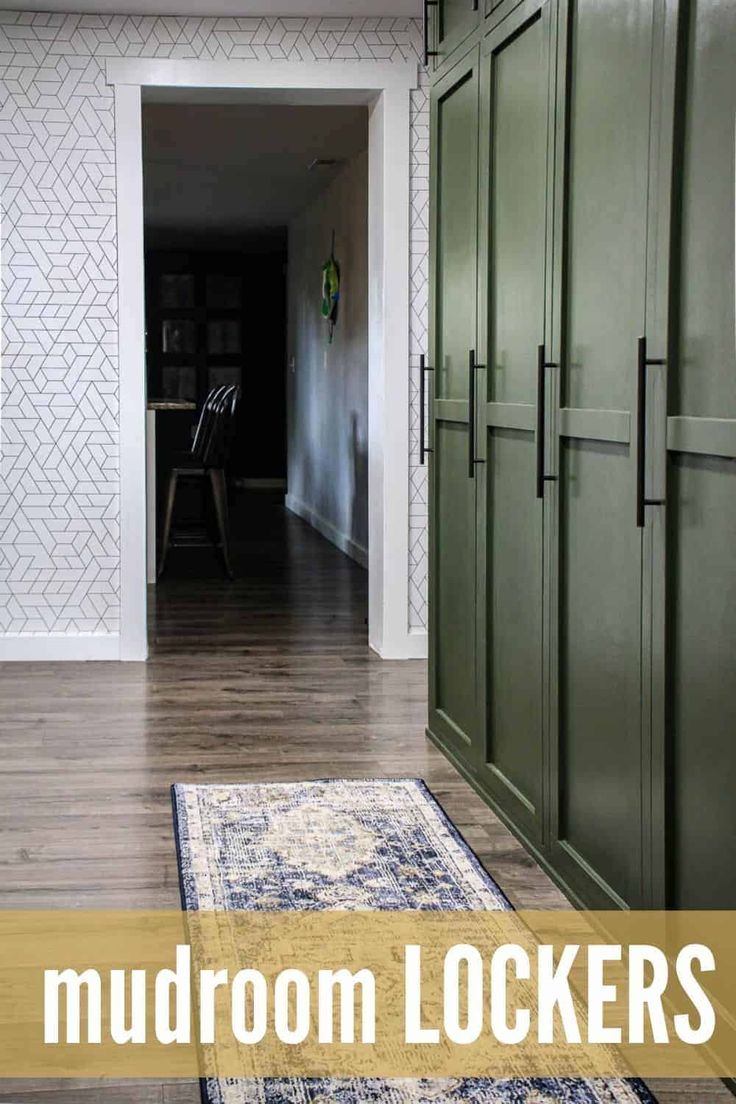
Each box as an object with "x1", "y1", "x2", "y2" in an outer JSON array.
[
  {"x1": 427, "y1": 0, "x2": 736, "y2": 910},
  {"x1": 145, "y1": 249, "x2": 287, "y2": 481}
]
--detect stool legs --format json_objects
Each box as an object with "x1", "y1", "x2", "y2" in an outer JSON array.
[
  {"x1": 157, "y1": 468, "x2": 179, "y2": 579},
  {"x1": 157, "y1": 466, "x2": 233, "y2": 581},
  {"x1": 209, "y1": 467, "x2": 234, "y2": 580}
]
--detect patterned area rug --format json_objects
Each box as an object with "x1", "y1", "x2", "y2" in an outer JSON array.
[{"x1": 172, "y1": 778, "x2": 656, "y2": 1104}]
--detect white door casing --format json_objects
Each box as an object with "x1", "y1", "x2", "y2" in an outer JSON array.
[{"x1": 110, "y1": 57, "x2": 425, "y2": 661}]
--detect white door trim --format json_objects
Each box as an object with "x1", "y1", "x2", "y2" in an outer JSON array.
[
  {"x1": 111, "y1": 57, "x2": 423, "y2": 661},
  {"x1": 106, "y1": 57, "x2": 417, "y2": 92}
]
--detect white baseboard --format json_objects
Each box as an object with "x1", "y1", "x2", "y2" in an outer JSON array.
[
  {"x1": 402, "y1": 629, "x2": 429, "y2": 660},
  {"x1": 371, "y1": 628, "x2": 428, "y2": 661},
  {"x1": 0, "y1": 634, "x2": 123, "y2": 662},
  {"x1": 285, "y1": 494, "x2": 368, "y2": 569}
]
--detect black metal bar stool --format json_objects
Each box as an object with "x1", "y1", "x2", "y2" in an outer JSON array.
[{"x1": 157, "y1": 384, "x2": 241, "y2": 580}]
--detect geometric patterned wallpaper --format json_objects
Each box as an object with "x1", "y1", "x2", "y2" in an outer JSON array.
[
  {"x1": 408, "y1": 74, "x2": 429, "y2": 630},
  {"x1": 0, "y1": 12, "x2": 428, "y2": 636}
]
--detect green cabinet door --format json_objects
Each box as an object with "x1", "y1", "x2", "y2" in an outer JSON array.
[
  {"x1": 428, "y1": 48, "x2": 482, "y2": 762},
  {"x1": 549, "y1": 0, "x2": 659, "y2": 908},
  {"x1": 430, "y1": 0, "x2": 482, "y2": 74},
  {"x1": 474, "y1": 0, "x2": 557, "y2": 845},
  {"x1": 665, "y1": 0, "x2": 736, "y2": 909}
]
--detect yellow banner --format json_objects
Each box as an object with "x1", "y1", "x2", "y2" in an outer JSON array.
[{"x1": 1, "y1": 910, "x2": 734, "y2": 1079}]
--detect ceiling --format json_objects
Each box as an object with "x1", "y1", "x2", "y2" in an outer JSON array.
[
  {"x1": 143, "y1": 102, "x2": 368, "y2": 247},
  {"x1": 0, "y1": 0, "x2": 420, "y2": 13}
]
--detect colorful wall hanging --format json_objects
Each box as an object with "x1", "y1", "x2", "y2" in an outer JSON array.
[{"x1": 321, "y1": 230, "x2": 340, "y2": 344}]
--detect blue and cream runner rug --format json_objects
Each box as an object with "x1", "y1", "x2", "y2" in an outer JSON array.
[{"x1": 172, "y1": 777, "x2": 656, "y2": 1104}]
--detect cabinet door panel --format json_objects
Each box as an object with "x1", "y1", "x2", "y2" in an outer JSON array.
[
  {"x1": 434, "y1": 421, "x2": 478, "y2": 749},
  {"x1": 664, "y1": 0, "x2": 736, "y2": 908},
  {"x1": 435, "y1": 65, "x2": 480, "y2": 402},
  {"x1": 557, "y1": 439, "x2": 643, "y2": 905},
  {"x1": 562, "y1": 0, "x2": 652, "y2": 414},
  {"x1": 550, "y1": 0, "x2": 655, "y2": 907},
  {"x1": 674, "y1": 0, "x2": 736, "y2": 420},
  {"x1": 433, "y1": 0, "x2": 481, "y2": 73},
  {"x1": 667, "y1": 456, "x2": 736, "y2": 908},
  {"x1": 485, "y1": 429, "x2": 544, "y2": 816},
  {"x1": 428, "y1": 51, "x2": 481, "y2": 761},
  {"x1": 476, "y1": 0, "x2": 553, "y2": 842},
  {"x1": 489, "y1": 9, "x2": 549, "y2": 408}
]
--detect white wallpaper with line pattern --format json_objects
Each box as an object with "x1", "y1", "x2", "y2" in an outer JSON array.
[{"x1": 0, "y1": 12, "x2": 429, "y2": 637}]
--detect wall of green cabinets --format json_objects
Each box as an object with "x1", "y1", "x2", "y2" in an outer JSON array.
[{"x1": 425, "y1": 0, "x2": 736, "y2": 910}]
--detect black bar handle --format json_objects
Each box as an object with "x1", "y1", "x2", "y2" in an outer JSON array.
[
  {"x1": 536, "y1": 344, "x2": 558, "y2": 498},
  {"x1": 468, "y1": 350, "x2": 477, "y2": 478},
  {"x1": 536, "y1": 345, "x2": 546, "y2": 499},
  {"x1": 636, "y1": 337, "x2": 647, "y2": 528},
  {"x1": 419, "y1": 354, "x2": 434, "y2": 466},
  {"x1": 636, "y1": 336, "x2": 667, "y2": 528},
  {"x1": 468, "y1": 349, "x2": 485, "y2": 479},
  {"x1": 423, "y1": 0, "x2": 439, "y2": 67}
]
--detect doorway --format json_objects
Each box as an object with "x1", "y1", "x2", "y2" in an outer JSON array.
[
  {"x1": 110, "y1": 58, "x2": 419, "y2": 661},
  {"x1": 142, "y1": 99, "x2": 369, "y2": 599}
]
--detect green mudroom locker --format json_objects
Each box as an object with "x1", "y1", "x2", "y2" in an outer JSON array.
[{"x1": 424, "y1": 0, "x2": 736, "y2": 910}]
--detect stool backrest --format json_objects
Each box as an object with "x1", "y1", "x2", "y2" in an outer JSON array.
[
  {"x1": 192, "y1": 384, "x2": 241, "y2": 468},
  {"x1": 191, "y1": 384, "x2": 225, "y2": 459}
]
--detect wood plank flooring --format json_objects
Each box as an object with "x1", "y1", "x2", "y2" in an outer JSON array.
[{"x1": 0, "y1": 494, "x2": 728, "y2": 1102}]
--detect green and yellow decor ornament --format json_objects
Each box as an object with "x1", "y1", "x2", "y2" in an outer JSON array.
[{"x1": 321, "y1": 230, "x2": 341, "y2": 344}]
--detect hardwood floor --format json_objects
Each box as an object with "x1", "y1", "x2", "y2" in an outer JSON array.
[{"x1": 0, "y1": 494, "x2": 727, "y2": 1102}]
